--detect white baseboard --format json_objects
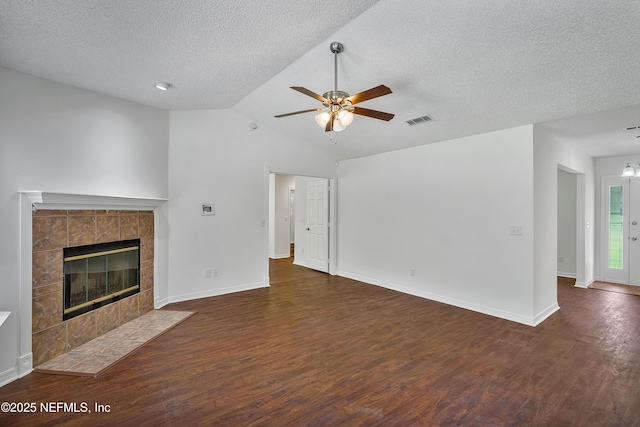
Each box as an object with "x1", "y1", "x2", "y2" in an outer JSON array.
[
  {"x1": 336, "y1": 270, "x2": 541, "y2": 327},
  {"x1": 557, "y1": 271, "x2": 576, "y2": 279},
  {"x1": 18, "y1": 353, "x2": 32, "y2": 377},
  {"x1": 533, "y1": 302, "x2": 560, "y2": 326},
  {"x1": 574, "y1": 279, "x2": 593, "y2": 289},
  {"x1": 155, "y1": 297, "x2": 169, "y2": 309},
  {"x1": 166, "y1": 282, "x2": 268, "y2": 305},
  {"x1": 293, "y1": 259, "x2": 311, "y2": 269},
  {"x1": 270, "y1": 254, "x2": 291, "y2": 260},
  {"x1": 0, "y1": 352, "x2": 31, "y2": 388},
  {"x1": 0, "y1": 366, "x2": 18, "y2": 388}
]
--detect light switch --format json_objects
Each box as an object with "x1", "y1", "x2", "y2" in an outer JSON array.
[{"x1": 510, "y1": 225, "x2": 522, "y2": 236}]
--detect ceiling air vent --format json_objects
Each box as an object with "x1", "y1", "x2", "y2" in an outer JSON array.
[{"x1": 405, "y1": 114, "x2": 433, "y2": 126}]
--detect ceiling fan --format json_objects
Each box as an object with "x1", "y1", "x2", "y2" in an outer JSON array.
[{"x1": 274, "y1": 41, "x2": 394, "y2": 132}]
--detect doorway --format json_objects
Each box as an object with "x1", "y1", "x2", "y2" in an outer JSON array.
[
  {"x1": 558, "y1": 169, "x2": 577, "y2": 279},
  {"x1": 602, "y1": 176, "x2": 640, "y2": 285},
  {"x1": 264, "y1": 169, "x2": 335, "y2": 286}
]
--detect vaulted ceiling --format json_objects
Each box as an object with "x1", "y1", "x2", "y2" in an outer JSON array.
[{"x1": 3, "y1": 0, "x2": 640, "y2": 160}]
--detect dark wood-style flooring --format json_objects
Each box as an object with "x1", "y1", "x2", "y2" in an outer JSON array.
[{"x1": 1, "y1": 260, "x2": 640, "y2": 426}]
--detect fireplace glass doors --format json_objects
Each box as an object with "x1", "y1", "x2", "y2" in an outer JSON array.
[{"x1": 63, "y1": 239, "x2": 140, "y2": 320}]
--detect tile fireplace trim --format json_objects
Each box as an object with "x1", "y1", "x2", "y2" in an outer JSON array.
[{"x1": 17, "y1": 191, "x2": 168, "y2": 380}]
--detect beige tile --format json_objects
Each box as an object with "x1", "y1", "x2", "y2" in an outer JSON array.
[
  {"x1": 33, "y1": 281, "x2": 63, "y2": 299},
  {"x1": 37, "y1": 352, "x2": 88, "y2": 371},
  {"x1": 33, "y1": 209, "x2": 67, "y2": 217},
  {"x1": 32, "y1": 249, "x2": 62, "y2": 287},
  {"x1": 33, "y1": 216, "x2": 67, "y2": 251},
  {"x1": 32, "y1": 323, "x2": 67, "y2": 366},
  {"x1": 120, "y1": 294, "x2": 139, "y2": 324},
  {"x1": 140, "y1": 264, "x2": 153, "y2": 292},
  {"x1": 96, "y1": 302, "x2": 121, "y2": 336},
  {"x1": 71, "y1": 337, "x2": 119, "y2": 355},
  {"x1": 68, "y1": 354, "x2": 121, "y2": 373},
  {"x1": 96, "y1": 215, "x2": 120, "y2": 243},
  {"x1": 96, "y1": 210, "x2": 119, "y2": 215},
  {"x1": 139, "y1": 289, "x2": 154, "y2": 314},
  {"x1": 34, "y1": 310, "x2": 193, "y2": 375},
  {"x1": 32, "y1": 292, "x2": 62, "y2": 333},
  {"x1": 67, "y1": 311, "x2": 97, "y2": 350},
  {"x1": 98, "y1": 339, "x2": 146, "y2": 357},
  {"x1": 140, "y1": 237, "x2": 154, "y2": 263},
  {"x1": 124, "y1": 328, "x2": 164, "y2": 341},
  {"x1": 98, "y1": 327, "x2": 132, "y2": 341},
  {"x1": 138, "y1": 213, "x2": 154, "y2": 238},
  {"x1": 120, "y1": 214, "x2": 139, "y2": 240},
  {"x1": 68, "y1": 215, "x2": 96, "y2": 246},
  {"x1": 68, "y1": 210, "x2": 95, "y2": 215}
]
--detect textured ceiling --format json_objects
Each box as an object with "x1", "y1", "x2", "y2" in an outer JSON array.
[
  {"x1": 3, "y1": 0, "x2": 640, "y2": 160},
  {"x1": 0, "y1": 0, "x2": 381, "y2": 110}
]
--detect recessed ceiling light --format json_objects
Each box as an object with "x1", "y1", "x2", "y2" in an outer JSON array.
[{"x1": 154, "y1": 82, "x2": 172, "y2": 91}]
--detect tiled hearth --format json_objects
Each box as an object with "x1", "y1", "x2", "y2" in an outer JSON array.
[
  {"x1": 32, "y1": 209, "x2": 155, "y2": 367},
  {"x1": 35, "y1": 310, "x2": 193, "y2": 376}
]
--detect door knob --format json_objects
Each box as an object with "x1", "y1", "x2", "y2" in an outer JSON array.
[
  {"x1": 633, "y1": 237, "x2": 638, "y2": 241},
  {"x1": 633, "y1": 221, "x2": 638, "y2": 225},
  {"x1": 307, "y1": 228, "x2": 310, "y2": 231}
]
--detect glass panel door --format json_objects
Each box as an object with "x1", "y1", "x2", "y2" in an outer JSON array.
[
  {"x1": 603, "y1": 177, "x2": 630, "y2": 283},
  {"x1": 609, "y1": 185, "x2": 623, "y2": 269}
]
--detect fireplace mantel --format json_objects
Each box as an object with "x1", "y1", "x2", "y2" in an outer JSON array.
[{"x1": 24, "y1": 191, "x2": 167, "y2": 211}]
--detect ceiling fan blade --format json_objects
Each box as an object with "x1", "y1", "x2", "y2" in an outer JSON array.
[
  {"x1": 274, "y1": 108, "x2": 323, "y2": 118},
  {"x1": 352, "y1": 106, "x2": 395, "y2": 121},
  {"x1": 345, "y1": 85, "x2": 392, "y2": 105},
  {"x1": 290, "y1": 86, "x2": 328, "y2": 103}
]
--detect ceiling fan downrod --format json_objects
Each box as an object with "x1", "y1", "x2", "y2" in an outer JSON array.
[
  {"x1": 330, "y1": 42, "x2": 343, "y2": 94},
  {"x1": 323, "y1": 42, "x2": 349, "y2": 109}
]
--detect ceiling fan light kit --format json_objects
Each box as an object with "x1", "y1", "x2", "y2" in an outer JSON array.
[
  {"x1": 622, "y1": 163, "x2": 640, "y2": 177},
  {"x1": 275, "y1": 42, "x2": 394, "y2": 133}
]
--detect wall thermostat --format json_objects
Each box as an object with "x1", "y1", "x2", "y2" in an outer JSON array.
[{"x1": 202, "y1": 204, "x2": 215, "y2": 216}]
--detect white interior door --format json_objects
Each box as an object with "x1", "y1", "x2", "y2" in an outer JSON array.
[
  {"x1": 603, "y1": 176, "x2": 640, "y2": 285},
  {"x1": 306, "y1": 179, "x2": 329, "y2": 273}
]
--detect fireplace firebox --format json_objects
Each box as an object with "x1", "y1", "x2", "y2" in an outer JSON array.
[{"x1": 63, "y1": 239, "x2": 140, "y2": 321}]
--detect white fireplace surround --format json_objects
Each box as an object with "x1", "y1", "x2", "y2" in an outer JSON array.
[{"x1": 18, "y1": 191, "x2": 167, "y2": 378}]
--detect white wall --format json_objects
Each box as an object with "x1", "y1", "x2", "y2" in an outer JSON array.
[
  {"x1": 533, "y1": 124, "x2": 595, "y2": 305},
  {"x1": 0, "y1": 67, "x2": 169, "y2": 386},
  {"x1": 269, "y1": 174, "x2": 295, "y2": 259},
  {"x1": 167, "y1": 110, "x2": 336, "y2": 302},
  {"x1": 557, "y1": 169, "x2": 577, "y2": 278},
  {"x1": 336, "y1": 125, "x2": 538, "y2": 325},
  {"x1": 594, "y1": 154, "x2": 640, "y2": 280}
]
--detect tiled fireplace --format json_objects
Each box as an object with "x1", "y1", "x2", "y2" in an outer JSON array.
[{"x1": 32, "y1": 209, "x2": 155, "y2": 366}]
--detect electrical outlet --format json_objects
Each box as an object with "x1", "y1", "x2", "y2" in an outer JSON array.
[
  {"x1": 214, "y1": 269, "x2": 219, "y2": 277},
  {"x1": 558, "y1": 256, "x2": 564, "y2": 263},
  {"x1": 410, "y1": 268, "x2": 415, "y2": 277},
  {"x1": 509, "y1": 225, "x2": 522, "y2": 236},
  {"x1": 204, "y1": 268, "x2": 212, "y2": 278}
]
